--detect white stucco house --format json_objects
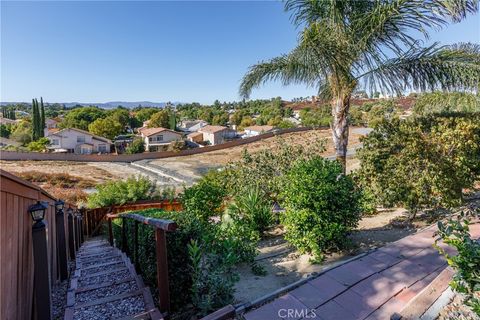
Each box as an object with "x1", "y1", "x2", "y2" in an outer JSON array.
[
  {"x1": 46, "y1": 128, "x2": 112, "y2": 154},
  {"x1": 243, "y1": 125, "x2": 275, "y2": 137},
  {"x1": 195, "y1": 125, "x2": 236, "y2": 145},
  {"x1": 179, "y1": 120, "x2": 208, "y2": 133},
  {"x1": 139, "y1": 127, "x2": 183, "y2": 152}
]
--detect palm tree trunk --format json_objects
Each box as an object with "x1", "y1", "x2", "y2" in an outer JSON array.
[{"x1": 331, "y1": 94, "x2": 351, "y2": 173}]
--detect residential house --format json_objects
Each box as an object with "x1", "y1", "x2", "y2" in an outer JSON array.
[
  {"x1": 47, "y1": 128, "x2": 112, "y2": 154},
  {"x1": 243, "y1": 125, "x2": 275, "y2": 137},
  {"x1": 186, "y1": 132, "x2": 204, "y2": 144},
  {"x1": 196, "y1": 125, "x2": 236, "y2": 145},
  {"x1": 44, "y1": 118, "x2": 60, "y2": 136},
  {"x1": 46, "y1": 118, "x2": 59, "y2": 129},
  {"x1": 140, "y1": 127, "x2": 183, "y2": 152},
  {"x1": 179, "y1": 120, "x2": 208, "y2": 133}
]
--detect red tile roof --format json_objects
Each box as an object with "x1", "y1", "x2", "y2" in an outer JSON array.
[
  {"x1": 140, "y1": 127, "x2": 181, "y2": 137},
  {"x1": 199, "y1": 125, "x2": 228, "y2": 134}
]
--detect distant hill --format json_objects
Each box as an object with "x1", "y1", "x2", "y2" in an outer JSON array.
[{"x1": 0, "y1": 101, "x2": 182, "y2": 109}]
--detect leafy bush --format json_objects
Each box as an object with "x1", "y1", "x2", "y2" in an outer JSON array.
[
  {"x1": 180, "y1": 179, "x2": 226, "y2": 222},
  {"x1": 0, "y1": 124, "x2": 12, "y2": 138},
  {"x1": 125, "y1": 138, "x2": 145, "y2": 154},
  {"x1": 87, "y1": 176, "x2": 162, "y2": 208},
  {"x1": 167, "y1": 140, "x2": 185, "y2": 152},
  {"x1": 216, "y1": 138, "x2": 326, "y2": 200},
  {"x1": 413, "y1": 91, "x2": 480, "y2": 115},
  {"x1": 112, "y1": 208, "x2": 257, "y2": 317},
  {"x1": 26, "y1": 137, "x2": 51, "y2": 152},
  {"x1": 188, "y1": 240, "x2": 237, "y2": 316},
  {"x1": 356, "y1": 114, "x2": 480, "y2": 218},
  {"x1": 226, "y1": 187, "x2": 273, "y2": 234},
  {"x1": 280, "y1": 156, "x2": 361, "y2": 261},
  {"x1": 434, "y1": 207, "x2": 480, "y2": 315}
]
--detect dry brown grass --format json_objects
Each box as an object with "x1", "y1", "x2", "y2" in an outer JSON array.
[
  {"x1": 17, "y1": 171, "x2": 97, "y2": 189},
  {"x1": 47, "y1": 187, "x2": 88, "y2": 204}
]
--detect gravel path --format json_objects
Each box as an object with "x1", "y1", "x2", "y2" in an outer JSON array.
[{"x1": 65, "y1": 239, "x2": 161, "y2": 320}]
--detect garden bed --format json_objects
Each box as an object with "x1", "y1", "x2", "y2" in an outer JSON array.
[{"x1": 233, "y1": 207, "x2": 428, "y2": 304}]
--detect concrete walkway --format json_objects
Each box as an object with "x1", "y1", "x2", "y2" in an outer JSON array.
[{"x1": 242, "y1": 222, "x2": 480, "y2": 320}]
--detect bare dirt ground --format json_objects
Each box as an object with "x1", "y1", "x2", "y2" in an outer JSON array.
[
  {"x1": 233, "y1": 207, "x2": 421, "y2": 304},
  {"x1": 146, "y1": 127, "x2": 364, "y2": 183}
]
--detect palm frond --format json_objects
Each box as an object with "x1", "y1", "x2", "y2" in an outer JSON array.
[
  {"x1": 358, "y1": 42, "x2": 480, "y2": 95},
  {"x1": 239, "y1": 45, "x2": 327, "y2": 99}
]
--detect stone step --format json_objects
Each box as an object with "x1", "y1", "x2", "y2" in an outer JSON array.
[{"x1": 65, "y1": 239, "x2": 162, "y2": 320}]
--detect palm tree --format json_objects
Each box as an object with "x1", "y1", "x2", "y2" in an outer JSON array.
[{"x1": 240, "y1": 0, "x2": 480, "y2": 171}]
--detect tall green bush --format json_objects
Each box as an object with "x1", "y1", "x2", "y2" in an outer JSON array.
[
  {"x1": 180, "y1": 179, "x2": 226, "y2": 222},
  {"x1": 356, "y1": 114, "x2": 480, "y2": 217},
  {"x1": 87, "y1": 176, "x2": 167, "y2": 208},
  {"x1": 280, "y1": 156, "x2": 361, "y2": 261}
]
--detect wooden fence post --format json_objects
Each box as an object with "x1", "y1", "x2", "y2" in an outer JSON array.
[
  {"x1": 108, "y1": 218, "x2": 114, "y2": 246},
  {"x1": 56, "y1": 208, "x2": 68, "y2": 281},
  {"x1": 155, "y1": 228, "x2": 170, "y2": 314},
  {"x1": 67, "y1": 211, "x2": 75, "y2": 260},
  {"x1": 32, "y1": 220, "x2": 52, "y2": 320}
]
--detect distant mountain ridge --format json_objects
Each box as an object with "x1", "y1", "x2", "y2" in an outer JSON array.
[{"x1": 0, "y1": 101, "x2": 182, "y2": 109}]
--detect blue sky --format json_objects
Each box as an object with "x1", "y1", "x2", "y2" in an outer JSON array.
[{"x1": 1, "y1": 1, "x2": 479, "y2": 104}]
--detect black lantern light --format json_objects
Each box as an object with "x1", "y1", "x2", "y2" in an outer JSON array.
[
  {"x1": 66, "y1": 207, "x2": 74, "y2": 216},
  {"x1": 28, "y1": 201, "x2": 48, "y2": 222},
  {"x1": 55, "y1": 200, "x2": 65, "y2": 212}
]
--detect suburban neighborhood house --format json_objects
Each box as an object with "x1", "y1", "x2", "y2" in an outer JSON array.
[
  {"x1": 179, "y1": 120, "x2": 208, "y2": 132},
  {"x1": 194, "y1": 125, "x2": 235, "y2": 145},
  {"x1": 139, "y1": 127, "x2": 183, "y2": 151},
  {"x1": 243, "y1": 125, "x2": 275, "y2": 137},
  {"x1": 46, "y1": 128, "x2": 112, "y2": 154}
]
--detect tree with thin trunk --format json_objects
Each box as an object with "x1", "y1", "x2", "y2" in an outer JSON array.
[
  {"x1": 240, "y1": 0, "x2": 480, "y2": 172},
  {"x1": 40, "y1": 97, "x2": 45, "y2": 137}
]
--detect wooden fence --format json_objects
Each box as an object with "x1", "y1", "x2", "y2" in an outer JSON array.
[
  {"x1": 0, "y1": 169, "x2": 81, "y2": 320},
  {"x1": 83, "y1": 200, "x2": 183, "y2": 237}
]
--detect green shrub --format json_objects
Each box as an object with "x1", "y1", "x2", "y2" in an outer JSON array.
[
  {"x1": 434, "y1": 207, "x2": 480, "y2": 316},
  {"x1": 125, "y1": 138, "x2": 145, "y2": 154},
  {"x1": 87, "y1": 176, "x2": 164, "y2": 208},
  {"x1": 413, "y1": 91, "x2": 480, "y2": 115},
  {"x1": 227, "y1": 187, "x2": 273, "y2": 234},
  {"x1": 112, "y1": 208, "x2": 257, "y2": 317},
  {"x1": 188, "y1": 240, "x2": 237, "y2": 316},
  {"x1": 0, "y1": 124, "x2": 12, "y2": 138},
  {"x1": 26, "y1": 137, "x2": 50, "y2": 152},
  {"x1": 356, "y1": 114, "x2": 480, "y2": 218},
  {"x1": 280, "y1": 156, "x2": 361, "y2": 261},
  {"x1": 180, "y1": 179, "x2": 226, "y2": 222}
]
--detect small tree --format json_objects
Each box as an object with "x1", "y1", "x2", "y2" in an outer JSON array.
[
  {"x1": 148, "y1": 110, "x2": 170, "y2": 128},
  {"x1": 87, "y1": 176, "x2": 157, "y2": 208},
  {"x1": 356, "y1": 114, "x2": 480, "y2": 218},
  {"x1": 125, "y1": 138, "x2": 145, "y2": 154},
  {"x1": 88, "y1": 116, "x2": 123, "y2": 140},
  {"x1": 280, "y1": 156, "x2": 361, "y2": 261},
  {"x1": 27, "y1": 137, "x2": 50, "y2": 152}
]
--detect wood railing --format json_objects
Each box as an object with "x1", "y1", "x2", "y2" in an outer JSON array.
[
  {"x1": 83, "y1": 200, "x2": 183, "y2": 237},
  {"x1": 106, "y1": 212, "x2": 177, "y2": 315}
]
